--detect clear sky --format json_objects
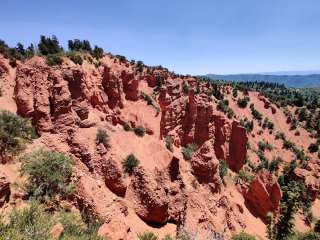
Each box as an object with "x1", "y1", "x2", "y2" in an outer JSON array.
[{"x1": 1, "y1": 0, "x2": 319, "y2": 75}]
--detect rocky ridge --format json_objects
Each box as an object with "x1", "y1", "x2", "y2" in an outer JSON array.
[{"x1": 0, "y1": 53, "x2": 319, "y2": 239}]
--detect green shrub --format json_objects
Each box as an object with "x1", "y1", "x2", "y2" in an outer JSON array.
[
  {"x1": 165, "y1": 136, "x2": 174, "y2": 152},
  {"x1": 287, "y1": 231, "x2": 320, "y2": 240},
  {"x1": 134, "y1": 126, "x2": 145, "y2": 137},
  {"x1": 289, "y1": 117, "x2": 298, "y2": 130},
  {"x1": 237, "y1": 97, "x2": 250, "y2": 108},
  {"x1": 276, "y1": 160, "x2": 311, "y2": 240},
  {"x1": 122, "y1": 154, "x2": 139, "y2": 174},
  {"x1": 266, "y1": 212, "x2": 275, "y2": 240},
  {"x1": 20, "y1": 149, "x2": 74, "y2": 200},
  {"x1": 68, "y1": 39, "x2": 92, "y2": 52},
  {"x1": 219, "y1": 159, "x2": 228, "y2": 180},
  {"x1": 141, "y1": 92, "x2": 154, "y2": 105},
  {"x1": 262, "y1": 118, "x2": 274, "y2": 130},
  {"x1": 217, "y1": 99, "x2": 234, "y2": 118},
  {"x1": 275, "y1": 131, "x2": 285, "y2": 140},
  {"x1": 123, "y1": 122, "x2": 132, "y2": 131},
  {"x1": 9, "y1": 57, "x2": 17, "y2": 68},
  {"x1": 269, "y1": 157, "x2": 283, "y2": 173},
  {"x1": 138, "y1": 232, "x2": 158, "y2": 240},
  {"x1": 283, "y1": 139, "x2": 295, "y2": 150},
  {"x1": 235, "y1": 170, "x2": 254, "y2": 184},
  {"x1": 231, "y1": 231, "x2": 256, "y2": 240},
  {"x1": 217, "y1": 99, "x2": 229, "y2": 112},
  {"x1": 177, "y1": 229, "x2": 192, "y2": 240},
  {"x1": 250, "y1": 105, "x2": 262, "y2": 121},
  {"x1": 92, "y1": 46, "x2": 104, "y2": 59},
  {"x1": 308, "y1": 143, "x2": 319, "y2": 153},
  {"x1": 25, "y1": 43, "x2": 35, "y2": 58},
  {"x1": 255, "y1": 150, "x2": 269, "y2": 170},
  {"x1": 136, "y1": 60, "x2": 144, "y2": 73},
  {"x1": 182, "y1": 143, "x2": 198, "y2": 160},
  {"x1": 38, "y1": 35, "x2": 63, "y2": 55},
  {"x1": 240, "y1": 118, "x2": 254, "y2": 133},
  {"x1": 57, "y1": 210, "x2": 102, "y2": 240},
  {"x1": 162, "y1": 234, "x2": 174, "y2": 240},
  {"x1": 0, "y1": 201, "x2": 53, "y2": 240},
  {"x1": 315, "y1": 219, "x2": 320, "y2": 233},
  {"x1": 0, "y1": 201, "x2": 102, "y2": 240},
  {"x1": 293, "y1": 148, "x2": 307, "y2": 161},
  {"x1": 115, "y1": 55, "x2": 126, "y2": 62},
  {"x1": 155, "y1": 74, "x2": 164, "y2": 90},
  {"x1": 232, "y1": 88, "x2": 238, "y2": 98},
  {"x1": 96, "y1": 128, "x2": 109, "y2": 147},
  {"x1": 46, "y1": 53, "x2": 63, "y2": 66},
  {"x1": 227, "y1": 108, "x2": 235, "y2": 118},
  {"x1": 182, "y1": 82, "x2": 190, "y2": 94},
  {"x1": 258, "y1": 140, "x2": 273, "y2": 152},
  {"x1": 0, "y1": 110, "x2": 36, "y2": 161},
  {"x1": 67, "y1": 51, "x2": 83, "y2": 65}
]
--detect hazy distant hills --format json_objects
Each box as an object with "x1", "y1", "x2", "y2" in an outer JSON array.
[{"x1": 205, "y1": 72, "x2": 320, "y2": 88}]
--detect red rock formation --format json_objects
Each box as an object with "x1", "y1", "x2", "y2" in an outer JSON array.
[
  {"x1": 194, "y1": 96, "x2": 214, "y2": 145},
  {"x1": 103, "y1": 157, "x2": 127, "y2": 197},
  {"x1": 4, "y1": 54, "x2": 298, "y2": 239},
  {"x1": 72, "y1": 100, "x2": 89, "y2": 120},
  {"x1": 15, "y1": 63, "x2": 53, "y2": 133},
  {"x1": 245, "y1": 170, "x2": 282, "y2": 220},
  {"x1": 121, "y1": 70, "x2": 139, "y2": 101},
  {"x1": 213, "y1": 115, "x2": 230, "y2": 161},
  {"x1": 145, "y1": 74, "x2": 157, "y2": 87},
  {"x1": 63, "y1": 68, "x2": 88, "y2": 100},
  {"x1": 228, "y1": 121, "x2": 248, "y2": 172},
  {"x1": 90, "y1": 90, "x2": 109, "y2": 111},
  {"x1": 49, "y1": 72, "x2": 76, "y2": 133},
  {"x1": 183, "y1": 192, "x2": 247, "y2": 239},
  {"x1": 102, "y1": 66, "x2": 124, "y2": 109},
  {"x1": 160, "y1": 89, "x2": 215, "y2": 147},
  {"x1": 191, "y1": 142, "x2": 220, "y2": 185},
  {"x1": 129, "y1": 167, "x2": 169, "y2": 224}
]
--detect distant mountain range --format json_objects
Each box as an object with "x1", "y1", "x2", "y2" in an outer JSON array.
[{"x1": 205, "y1": 71, "x2": 320, "y2": 88}]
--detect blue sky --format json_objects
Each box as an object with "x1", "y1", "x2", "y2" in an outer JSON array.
[{"x1": 1, "y1": 0, "x2": 319, "y2": 74}]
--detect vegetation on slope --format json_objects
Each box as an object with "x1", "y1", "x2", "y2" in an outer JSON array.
[
  {"x1": 20, "y1": 149, "x2": 74, "y2": 202},
  {"x1": 0, "y1": 201, "x2": 102, "y2": 240},
  {"x1": 0, "y1": 110, "x2": 36, "y2": 162}
]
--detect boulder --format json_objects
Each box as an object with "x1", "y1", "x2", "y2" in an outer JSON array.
[
  {"x1": 245, "y1": 170, "x2": 282, "y2": 220},
  {"x1": 103, "y1": 157, "x2": 127, "y2": 197},
  {"x1": 50, "y1": 223, "x2": 64, "y2": 239},
  {"x1": 98, "y1": 218, "x2": 130, "y2": 240},
  {"x1": 72, "y1": 100, "x2": 89, "y2": 120},
  {"x1": 129, "y1": 167, "x2": 169, "y2": 224}
]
